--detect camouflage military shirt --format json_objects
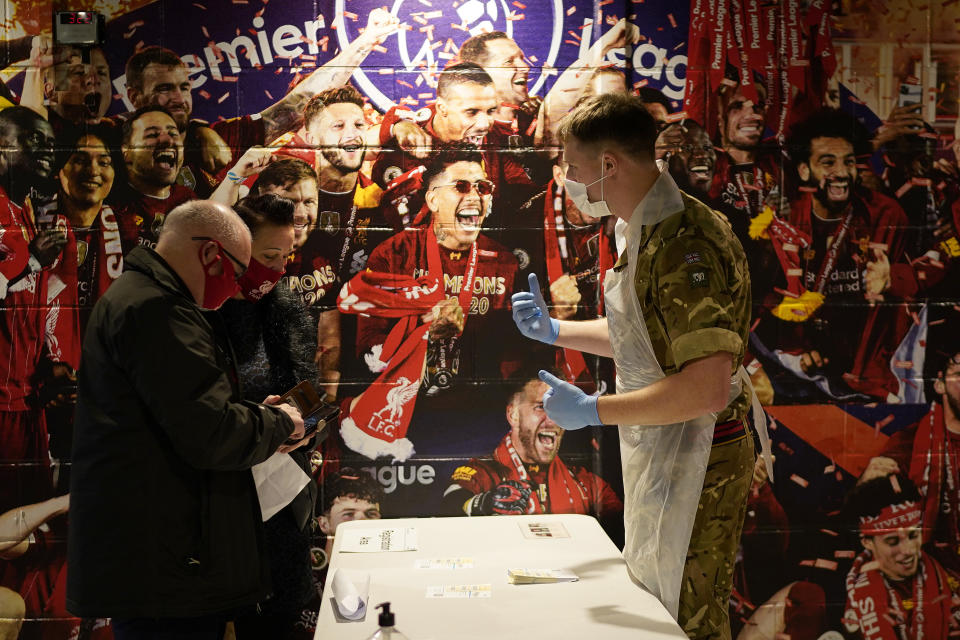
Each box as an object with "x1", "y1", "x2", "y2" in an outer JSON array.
[{"x1": 614, "y1": 181, "x2": 752, "y2": 424}]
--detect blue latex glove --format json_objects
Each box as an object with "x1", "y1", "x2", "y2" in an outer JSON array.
[
  {"x1": 511, "y1": 273, "x2": 559, "y2": 344},
  {"x1": 538, "y1": 370, "x2": 600, "y2": 431}
]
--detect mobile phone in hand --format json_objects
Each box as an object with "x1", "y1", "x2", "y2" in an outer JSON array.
[
  {"x1": 898, "y1": 82, "x2": 922, "y2": 108},
  {"x1": 278, "y1": 380, "x2": 340, "y2": 445}
]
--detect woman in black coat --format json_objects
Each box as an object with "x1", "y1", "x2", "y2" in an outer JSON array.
[{"x1": 218, "y1": 194, "x2": 320, "y2": 639}]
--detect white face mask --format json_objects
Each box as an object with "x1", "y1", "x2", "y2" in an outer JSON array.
[{"x1": 563, "y1": 160, "x2": 612, "y2": 218}]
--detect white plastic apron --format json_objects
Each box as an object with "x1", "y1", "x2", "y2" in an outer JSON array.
[{"x1": 605, "y1": 215, "x2": 772, "y2": 621}]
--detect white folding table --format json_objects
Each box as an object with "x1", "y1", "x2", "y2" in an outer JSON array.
[{"x1": 313, "y1": 513, "x2": 687, "y2": 639}]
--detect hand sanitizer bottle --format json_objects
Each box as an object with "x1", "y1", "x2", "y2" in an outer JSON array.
[{"x1": 366, "y1": 602, "x2": 410, "y2": 639}]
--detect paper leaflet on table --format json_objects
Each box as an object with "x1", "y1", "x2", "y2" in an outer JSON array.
[{"x1": 339, "y1": 526, "x2": 419, "y2": 552}]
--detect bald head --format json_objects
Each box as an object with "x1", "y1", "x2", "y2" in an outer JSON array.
[
  {"x1": 158, "y1": 200, "x2": 251, "y2": 260},
  {"x1": 156, "y1": 200, "x2": 252, "y2": 307}
]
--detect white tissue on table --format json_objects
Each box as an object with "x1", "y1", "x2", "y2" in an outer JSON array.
[{"x1": 332, "y1": 569, "x2": 369, "y2": 621}]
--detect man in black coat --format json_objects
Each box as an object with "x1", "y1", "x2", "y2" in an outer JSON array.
[{"x1": 66, "y1": 200, "x2": 305, "y2": 639}]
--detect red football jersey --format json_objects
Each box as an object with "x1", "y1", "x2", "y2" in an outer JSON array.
[
  {"x1": 0, "y1": 189, "x2": 76, "y2": 410},
  {"x1": 113, "y1": 184, "x2": 197, "y2": 252},
  {"x1": 357, "y1": 226, "x2": 518, "y2": 391},
  {"x1": 449, "y1": 455, "x2": 624, "y2": 518}
]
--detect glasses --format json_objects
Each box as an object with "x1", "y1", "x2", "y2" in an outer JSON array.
[
  {"x1": 192, "y1": 236, "x2": 247, "y2": 280},
  {"x1": 431, "y1": 179, "x2": 494, "y2": 196}
]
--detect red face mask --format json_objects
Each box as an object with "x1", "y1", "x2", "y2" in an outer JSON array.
[
  {"x1": 196, "y1": 239, "x2": 241, "y2": 309},
  {"x1": 237, "y1": 256, "x2": 285, "y2": 301}
]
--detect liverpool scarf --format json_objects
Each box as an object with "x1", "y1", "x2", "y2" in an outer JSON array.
[
  {"x1": 337, "y1": 270, "x2": 444, "y2": 461},
  {"x1": 493, "y1": 434, "x2": 590, "y2": 514}
]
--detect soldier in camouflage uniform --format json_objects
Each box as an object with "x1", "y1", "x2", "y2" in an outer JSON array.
[{"x1": 511, "y1": 93, "x2": 766, "y2": 640}]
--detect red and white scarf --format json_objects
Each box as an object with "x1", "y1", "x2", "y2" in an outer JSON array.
[
  {"x1": 844, "y1": 548, "x2": 953, "y2": 640},
  {"x1": 337, "y1": 227, "x2": 479, "y2": 461},
  {"x1": 63, "y1": 205, "x2": 124, "y2": 308},
  {"x1": 908, "y1": 404, "x2": 957, "y2": 546},
  {"x1": 493, "y1": 434, "x2": 590, "y2": 514},
  {"x1": 543, "y1": 181, "x2": 613, "y2": 389},
  {"x1": 337, "y1": 270, "x2": 444, "y2": 461}
]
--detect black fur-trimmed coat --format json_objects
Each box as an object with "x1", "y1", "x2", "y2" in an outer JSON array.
[{"x1": 217, "y1": 285, "x2": 319, "y2": 614}]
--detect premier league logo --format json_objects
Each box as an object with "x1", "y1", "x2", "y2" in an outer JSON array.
[{"x1": 333, "y1": 0, "x2": 565, "y2": 113}]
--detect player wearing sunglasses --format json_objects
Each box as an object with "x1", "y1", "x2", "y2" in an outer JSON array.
[{"x1": 340, "y1": 146, "x2": 520, "y2": 459}]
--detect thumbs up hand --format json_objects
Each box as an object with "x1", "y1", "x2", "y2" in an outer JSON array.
[
  {"x1": 511, "y1": 273, "x2": 559, "y2": 344},
  {"x1": 538, "y1": 370, "x2": 600, "y2": 430}
]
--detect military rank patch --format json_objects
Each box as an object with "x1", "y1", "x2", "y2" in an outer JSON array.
[
  {"x1": 688, "y1": 270, "x2": 709, "y2": 288},
  {"x1": 684, "y1": 251, "x2": 702, "y2": 264}
]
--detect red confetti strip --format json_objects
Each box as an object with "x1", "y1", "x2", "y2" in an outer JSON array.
[
  {"x1": 264, "y1": 90, "x2": 273, "y2": 100},
  {"x1": 790, "y1": 474, "x2": 809, "y2": 488},
  {"x1": 667, "y1": 13, "x2": 677, "y2": 27},
  {"x1": 192, "y1": 3, "x2": 207, "y2": 8},
  {"x1": 397, "y1": 79, "x2": 414, "y2": 88},
  {"x1": 834, "y1": 550, "x2": 855, "y2": 559},
  {"x1": 221, "y1": 76, "x2": 239, "y2": 82},
  {"x1": 198, "y1": 90, "x2": 211, "y2": 99},
  {"x1": 820, "y1": 528, "x2": 838, "y2": 536},
  {"x1": 567, "y1": 30, "x2": 582, "y2": 41}
]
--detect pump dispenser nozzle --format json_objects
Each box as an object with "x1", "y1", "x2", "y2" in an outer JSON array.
[{"x1": 376, "y1": 602, "x2": 395, "y2": 627}]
